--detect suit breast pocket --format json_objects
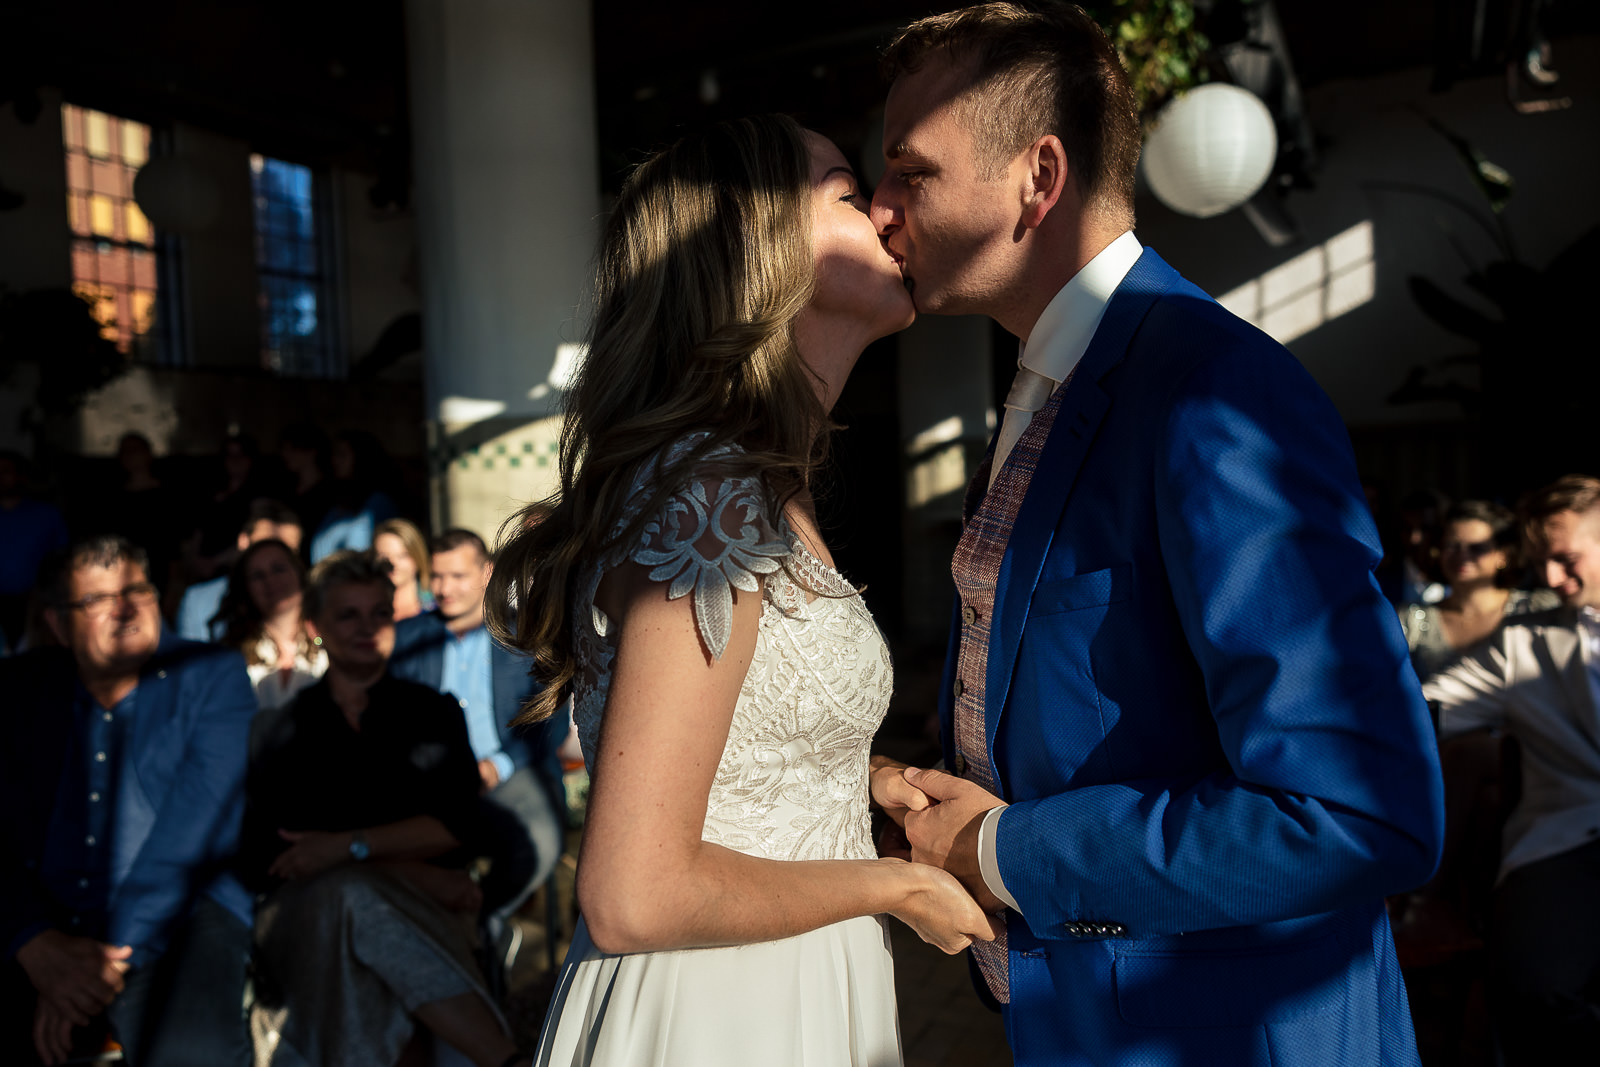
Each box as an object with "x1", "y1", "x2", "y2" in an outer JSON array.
[{"x1": 1027, "y1": 563, "x2": 1132, "y2": 617}]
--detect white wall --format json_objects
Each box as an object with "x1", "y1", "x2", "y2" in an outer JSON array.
[{"x1": 1134, "y1": 36, "x2": 1599, "y2": 429}]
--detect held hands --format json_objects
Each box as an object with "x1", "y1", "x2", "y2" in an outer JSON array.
[
  {"x1": 900, "y1": 766, "x2": 1007, "y2": 915},
  {"x1": 869, "y1": 754, "x2": 929, "y2": 827},
  {"x1": 32, "y1": 998, "x2": 77, "y2": 1066},
  {"x1": 269, "y1": 828, "x2": 352, "y2": 880},
  {"x1": 885, "y1": 859, "x2": 1005, "y2": 954},
  {"x1": 15, "y1": 929, "x2": 131, "y2": 1028}
]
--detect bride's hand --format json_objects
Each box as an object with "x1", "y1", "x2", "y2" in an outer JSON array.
[
  {"x1": 869, "y1": 755, "x2": 929, "y2": 827},
  {"x1": 885, "y1": 859, "x2": 1002, "y2": 955}
]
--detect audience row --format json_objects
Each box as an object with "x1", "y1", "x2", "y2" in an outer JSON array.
[{"x1": 2, "y1": 525, "x2": 565, "y2": 1067}]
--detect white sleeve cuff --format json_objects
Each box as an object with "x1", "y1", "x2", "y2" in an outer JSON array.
[{"x1": 977, "y1": 805, "x2": 1022, "y2": 915}]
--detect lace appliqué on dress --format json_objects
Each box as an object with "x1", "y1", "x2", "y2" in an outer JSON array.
[{"x1": 630, "y1": 476, "x2": 791, "y2": 659}]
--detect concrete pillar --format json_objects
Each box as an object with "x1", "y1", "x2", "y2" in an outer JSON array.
[
  {"x1": 404, "y1": 0, "x2": 599, "y2": 541},
  {"x1": 897, "y1": 316, "x2": 994, "y2": 644}
]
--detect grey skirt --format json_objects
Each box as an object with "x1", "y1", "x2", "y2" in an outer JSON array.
[{"x1": 250, "y1": 865, "x2": 507, "y2": 1066}]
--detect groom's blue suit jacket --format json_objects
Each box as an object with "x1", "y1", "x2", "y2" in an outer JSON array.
[{"x1": 941, "y1": 249, "x2": 1445, "y2": 1066}]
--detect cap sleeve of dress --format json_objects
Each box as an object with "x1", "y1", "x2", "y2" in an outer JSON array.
[{"x1": 617, "y1": 466, "x2": 791, "y2": 659}]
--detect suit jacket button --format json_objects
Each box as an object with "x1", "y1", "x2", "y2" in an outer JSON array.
[
  {"x1": 156, "y1": 669, "x2": 167, "y2": 679},
  {"x1": 962, "y1": 605, "x2": 978, "y2": 625},
  {"x1": 952, "y1": 678, "x2": 964, "y2": 699},
  {"x1": 952, "y1": 753, "x2": 969, "y2": 775}
]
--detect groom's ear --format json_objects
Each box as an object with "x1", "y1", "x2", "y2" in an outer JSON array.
[{"x1": 1020, "y1": 134, "x2": 1071, "y2": 230}]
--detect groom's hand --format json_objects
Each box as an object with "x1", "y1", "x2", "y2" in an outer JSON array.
[{"x1": 902, "y1": 767, "x2": 1005, "y2": 914}]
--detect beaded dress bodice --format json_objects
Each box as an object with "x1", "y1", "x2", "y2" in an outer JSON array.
[{"x1": 572, "y1": 437, "x2": 892, "y2": 863}]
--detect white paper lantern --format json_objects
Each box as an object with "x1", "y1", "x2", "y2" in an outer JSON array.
[
  {"x1": 132, "y1": 154, "x2": 222, "y2": 234},
  {"x1": 1141, "y1": 83, "x2": 1278, "y2": 218}
]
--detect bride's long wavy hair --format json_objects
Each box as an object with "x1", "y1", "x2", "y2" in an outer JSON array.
[{"x1": 486, "y1": 114, "x2": 832, "y2": 723}]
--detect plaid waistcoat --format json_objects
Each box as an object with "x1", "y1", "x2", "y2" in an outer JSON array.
[{"x1": 950, "y1": 368, "x2": 1074, "y2": 1003}]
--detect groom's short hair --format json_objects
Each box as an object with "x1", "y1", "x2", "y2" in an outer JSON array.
[{"x1": 883, "y1": 1, "x2": 1141, "y2": 225}]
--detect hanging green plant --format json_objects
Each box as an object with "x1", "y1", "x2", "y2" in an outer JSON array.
[{"x1": 1086, "y1": 0, "x2": 1210, "y2": 112}]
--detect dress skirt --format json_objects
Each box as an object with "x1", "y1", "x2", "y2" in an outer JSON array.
[{"x1": 534, "y1": 914, "x2": 902, "y2": 1066}]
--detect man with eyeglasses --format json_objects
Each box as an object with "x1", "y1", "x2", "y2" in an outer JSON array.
[{"x1": 0, "y1": 535, "x2": 257, "y2": 1066}]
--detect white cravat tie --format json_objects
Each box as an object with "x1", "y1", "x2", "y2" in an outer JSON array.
[{"x1": 990, "y1": 364, "x2": 1059, "y2": 489}]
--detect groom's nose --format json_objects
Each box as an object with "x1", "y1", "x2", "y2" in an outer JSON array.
[{"x1": 870, "y1": 188, "x2": 900, "y2": 237}]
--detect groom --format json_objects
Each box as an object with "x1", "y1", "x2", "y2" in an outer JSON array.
[{"x1": 869, "y1": 3, "x2": 1445, "y2": 1064}]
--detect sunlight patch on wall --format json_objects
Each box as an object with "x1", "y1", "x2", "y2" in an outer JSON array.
[
  {"x1": 906, "y1": 415, "x2": 969, "y2": 509},
  {"x1": 1217, "y1": 220, "x2": 1375, "y2": 345}
]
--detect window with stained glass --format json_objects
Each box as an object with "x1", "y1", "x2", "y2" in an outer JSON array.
[
  {"x1": 251, "y1": 154, "x2": 336, "y2": 376},
  {"x1": 62, "y1": 104, "x2": 161, "y2": 358}
]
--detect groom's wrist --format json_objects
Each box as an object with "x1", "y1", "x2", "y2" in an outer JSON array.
[{"x1": 977, "y1": 805, "x2": 1022, "y2": 915}]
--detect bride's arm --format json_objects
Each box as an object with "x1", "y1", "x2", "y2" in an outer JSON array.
[{"x1": 577, "y1": 561, "x2": 996, "y2": 956}]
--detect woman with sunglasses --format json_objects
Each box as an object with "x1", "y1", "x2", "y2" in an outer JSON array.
[{"x1": 1400, "y1": 499, "x2": 1558, "y2": 682}]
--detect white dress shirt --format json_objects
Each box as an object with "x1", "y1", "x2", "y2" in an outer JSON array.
[
  {"x1": 977, "y1": 229, "x2": 1143, "y2": 915},
  {"x1": 1580, "y1": 608, "x2": 1600, "y2": 714}
]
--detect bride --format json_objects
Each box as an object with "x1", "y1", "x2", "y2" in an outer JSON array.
[{"x1": 488, "y1": 114, "x2": 996, "y2": 1065}]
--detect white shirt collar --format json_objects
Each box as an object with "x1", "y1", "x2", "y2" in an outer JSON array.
[{"x1": 1018, "y1": 230, "x2": 1143, "y2": 383}]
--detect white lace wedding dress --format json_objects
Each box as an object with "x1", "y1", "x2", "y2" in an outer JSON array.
[{"x1": 533, "y1": 439, "x2": 901, "y2": 1066}]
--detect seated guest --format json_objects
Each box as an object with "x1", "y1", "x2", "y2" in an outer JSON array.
[
  {"x1": 278, "y1": 421, "x2": 336, "y2": 550},
  {"x1": 191, "y1": 433, "x2": 268, "y2": 577},
  {"x1": 373, "y1": 517, "x2": 434, "y2": 621},
  {"x1": 0, "y1": 536, "x2": 256, "y2": 1066},
  {"x1": 0, "y1": 450, "x2": 68, "y2": 652},
  {"x1": 241, "y1": 551, "x2": 527, "y2": 1067},
  {"x1": 1379, "y1": 488, "x2": 1451, "y2": 606},
  {"x1": 175, "y1": 500, "x2": 302, "y2": 642},
  {"x1": 307, "y1": 431, "x2": 398, "y2": 563},
  {"x1": 217, "y1": 539, "x2": 326, "y2": 712},
  {"x1": 1424, "y1": 474, "x2": 1600, "y2": 1065},
  {"x1": 1400, "y1": 499, "x2": 1560, "y2": 681},
  {"x1": 102, "y1": 434, "x2": 186, "y2": 602},
  {"x1": 391, "y1": 529, "x2": 567, "y2": 916}
]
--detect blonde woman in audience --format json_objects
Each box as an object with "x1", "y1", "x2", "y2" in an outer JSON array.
[
  {"x1": 373, "y1": 517, "x2": 433, "y2": 621},
  {"x1": 219, "y1": 538, "x2": 326, "y2": 711}
]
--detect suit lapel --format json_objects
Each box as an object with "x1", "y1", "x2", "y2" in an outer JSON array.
[
  {"x1": 115, "y1": 645, "x2": 184, "y2": 888},
  {"x1": 984, "y1": 250, "x2": 1179, "y2": 754}
]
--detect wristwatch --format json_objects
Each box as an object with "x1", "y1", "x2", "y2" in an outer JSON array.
[{"x1": 348, "y1": 831, "x2": 371, "y2": 862}]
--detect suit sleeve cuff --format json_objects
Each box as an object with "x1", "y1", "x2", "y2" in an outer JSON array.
[
  {"x1": 978, "y1": 805, "x2": 1022, "y2": 914},
  {"x1": 490, "y1": 751, "x2": 516, "y2": 784}
]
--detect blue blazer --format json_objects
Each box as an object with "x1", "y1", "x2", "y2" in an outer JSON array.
[
  {"x1": 944, "y1": 250, "x2": 1445, "y2": 1066},
  {"x1": 0, "y1": 638, "x2": 257, "y2": 967},
  {"x1": 390, "y1": 611, "x2": 567, "y2": 818}
]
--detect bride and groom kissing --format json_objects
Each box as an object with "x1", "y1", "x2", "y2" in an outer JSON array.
[{"x1": 492, "y1": 3, "x2": 1445, "y2": 1065}]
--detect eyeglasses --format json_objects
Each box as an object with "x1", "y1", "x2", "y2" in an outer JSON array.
[{"x1": 64, "y1": 582, "x2": 159, "y2": 618}]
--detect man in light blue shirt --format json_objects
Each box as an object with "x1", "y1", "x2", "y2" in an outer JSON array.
[
  {"x1": 390, "y1": 529, "x2": 566, "y2": 924},
  {"x1": 441, "y1": 623, "x2": 514, "y2": 786}
]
